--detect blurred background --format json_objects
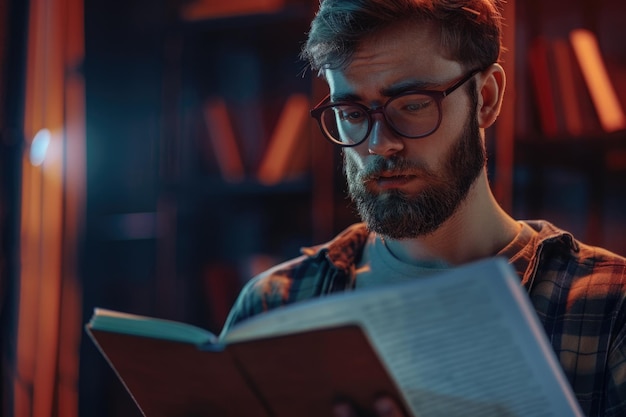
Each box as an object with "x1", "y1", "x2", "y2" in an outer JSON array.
[{"x1": 1, "y1": 0, "x2": 625, "y2": 416}]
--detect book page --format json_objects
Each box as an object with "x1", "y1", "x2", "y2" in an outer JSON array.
[{"x1": 224, "y1": 257, "x2": 583, "y2": 417}]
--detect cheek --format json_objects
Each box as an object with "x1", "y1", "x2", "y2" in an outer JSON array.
[
  {"x1": 401, "y1": 135, "x2": 447, "y2": 169},
  {"x1": 343, "y1": 147, "x2": 368, "y2": 170},
  {"x1": 441, "y1": 95, "x2": 473, "y2": 136},
  {"x1": 422, "y1": 103, "x2": 472, "y2": 156}
]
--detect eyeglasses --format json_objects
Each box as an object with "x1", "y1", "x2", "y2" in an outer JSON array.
[{"x1": 310, "y1": 68, "x2": 482, "y2": 147}]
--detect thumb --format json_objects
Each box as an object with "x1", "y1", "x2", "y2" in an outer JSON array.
[{"x1": 373, "y1": 396, "x2": 407, "y2": 417}]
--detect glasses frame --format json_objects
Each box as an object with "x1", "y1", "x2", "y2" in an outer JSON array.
[{"x1": 310, "y1": 67, "x2": 483, "y2": 147}]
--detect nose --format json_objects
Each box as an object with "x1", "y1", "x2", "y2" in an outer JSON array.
[{"x1": 366, "y1": 115, "x2": 405, "y2": 156}]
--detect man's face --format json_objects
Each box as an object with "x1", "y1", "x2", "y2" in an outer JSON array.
[{"x1": 325, "y1": 21, "x2": 487, "y2": 239}]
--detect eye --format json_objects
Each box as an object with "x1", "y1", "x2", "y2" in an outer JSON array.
[
  {"x1": 336, "y1": 106, "x2": 366, "y2": 123},
  {"x1": 400, "y1": 97, "x2": 434, "y2": 113},
  {"x1": 406, "y1": 101, "x2": 431, "y2": 111}
]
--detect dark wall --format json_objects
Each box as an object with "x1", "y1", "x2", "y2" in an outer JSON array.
[
  {"x1": 79, "y1": 1, "x2": 320, "y2": 416},
  {"x1": 0, "y1": 0, "x2": 28, "y2": 415}
]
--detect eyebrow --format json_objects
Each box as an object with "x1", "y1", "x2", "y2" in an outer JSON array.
[
  {"x1": 381, "y1": 79, "x2": 441, "y2": 97},
  {"x1": 330, "y1": 79, "x2": 443, "y2": 103},
  {"x1": 330, "y1": 92, "x2": 361, "y2": 102}
]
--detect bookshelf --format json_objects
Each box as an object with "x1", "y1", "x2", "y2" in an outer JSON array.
[
  {"x1": 513, "y1": 0, "x2": 626, "y2": 252},
  {"x1": 156, "y1": 0, "x2": 340, "y2": 330},
  {"x1": 80, "y1": 2, "x2": 346, "y2": 416},
  {"x1": 79, "y1": 2, "x2": 626, "y2": 416}
]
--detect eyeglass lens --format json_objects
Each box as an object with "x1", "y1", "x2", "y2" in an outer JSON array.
[{"x1": 319, "y1": 93, "x2": 439, "y2": 145}]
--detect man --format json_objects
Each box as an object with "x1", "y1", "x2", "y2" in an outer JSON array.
[{"x1": 220, "y1": 1, "x2": 626, "y2": 416}]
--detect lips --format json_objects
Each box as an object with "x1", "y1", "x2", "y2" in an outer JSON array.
[
  {"x1": 369, "y1": 170, "x2": 415, "y2": 180},
  {"x1": 369, "y1": 172, "x2": 417, "y2": 189}
]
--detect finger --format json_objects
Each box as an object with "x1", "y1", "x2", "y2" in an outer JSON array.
[
  {"x1": 373, "y1": 396, "x2": 406, "y2": 417},
  {"x1": 332, "y1": 402, "x2": 358, "y2": 417}
]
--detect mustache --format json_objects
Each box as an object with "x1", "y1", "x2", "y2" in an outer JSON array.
[{"x1": 359, "y1": 156, "x2": 432, "y2": 182}]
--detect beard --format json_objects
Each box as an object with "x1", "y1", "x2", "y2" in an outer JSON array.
[{"x1": 344, "y1": 103, "x2": 486, "y2": 239}]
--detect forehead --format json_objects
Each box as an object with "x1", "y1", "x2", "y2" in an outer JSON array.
[{"x1": 325, "y1": 21, "x2": 462, "y2": 98}]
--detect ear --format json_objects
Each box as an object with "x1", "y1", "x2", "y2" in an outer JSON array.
[{"x1": 476, "y1": 63, "x2": 505, "y2": 128}]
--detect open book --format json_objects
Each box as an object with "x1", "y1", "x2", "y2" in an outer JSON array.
[{"x1": 86, "y1": 257, "x2": 584, "y2": 417}]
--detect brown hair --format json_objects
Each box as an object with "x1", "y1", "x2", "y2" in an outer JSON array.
[{"x1": 301, "y1": 0, "x2": 504, "y2": 73}]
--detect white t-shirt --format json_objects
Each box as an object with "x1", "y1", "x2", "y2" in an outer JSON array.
[{"x1": 355, "y1": 233, "x2": 450, "y2": 289}]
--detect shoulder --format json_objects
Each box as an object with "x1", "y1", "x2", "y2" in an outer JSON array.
[
  {"x1": 524, "y1": 219, "x2": 626, "y2": 272},
  {"x1": 524, "y1": 221, "x2": 626, "y2": 408},
  {"x1": 220, "y1": 223, "x2": 370, "y2": 333},
  {"x1": 251, "y1": 222, "x2": 370, "y2": 295},
  {"x1": 525, "y1": 219, "x2": 626, "y2": 313}
]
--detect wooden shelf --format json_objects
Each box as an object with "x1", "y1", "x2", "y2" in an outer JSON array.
[
  {"x1": 175, "y1": 4, "x2": 311, "y2": 32},
  {"x1": 515, "y1": 130, "x2": 626, "y2": 170}
]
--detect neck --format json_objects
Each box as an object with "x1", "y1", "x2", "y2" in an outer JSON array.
[{"x1": 382, "y1": 172, "x2": 520, "y2": 266}]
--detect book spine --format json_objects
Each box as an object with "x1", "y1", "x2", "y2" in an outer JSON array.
[
  {"x1": 570, "y1": 28, "x2": 626, "y2": 133},
  {"x1": 528, "y1": 37, "x2": 560, "y2": 138},
  {"x1": 257, "y1": 94, "x2": 310, "y2": 185},
  {"x1": 203, "y1": 98, "x2": 246, "y2": 183}
]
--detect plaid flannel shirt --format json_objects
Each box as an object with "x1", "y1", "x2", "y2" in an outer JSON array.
[{"x1": 221, "y1": 220, "x2": 626, "y2": 416}]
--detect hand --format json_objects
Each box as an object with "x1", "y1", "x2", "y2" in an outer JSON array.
[{"x1": 332, "y1": 395, "x2": 408, "y2": 417}]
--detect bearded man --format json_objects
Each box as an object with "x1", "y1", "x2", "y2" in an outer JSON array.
[{"x1": 220, "y1": 1, "x2": 626, "y2": 416}]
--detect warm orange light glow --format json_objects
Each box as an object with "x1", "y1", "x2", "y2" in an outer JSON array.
[
  {"x1": 16, "y1": 155, "x2": 41, "y2": 417},
  {"x1": 181, "y1": 0, "x2": 284, "y2": 20},
  {"x1": 570, "y1": 29, "x2": 626, "y2": 133},
  {"x1": 16, "y1": 0, "x2": 85, "y2": 416},
  {"x1": 19, "y1": 11, "x2": 64, "y2": 411}
]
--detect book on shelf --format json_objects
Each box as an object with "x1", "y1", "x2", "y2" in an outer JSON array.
[
  {"x1": 257, "y1": 93, "x2": 310, "y2": 185},
  {"x1": 570, "y1": 28, "x2": 626, "y2": 133},
  {"x1": 551, "y1": 38, "x2": 585, "y2": 137},
  {"x1": 86, "y1": 257, "x2": 583, "y2": 417},
  {"x1": 203, "y1": 97, "x2": 246, "y2": 183},
  {"x1": 552, "y1": 35, "x2": 604, "y2": 137},
  {"x1": 527, "y1": 36, "x2": 560, "y2": 138},
  {"x1": 526, "y1": 32, "x2": 621, "y2": 138}
]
